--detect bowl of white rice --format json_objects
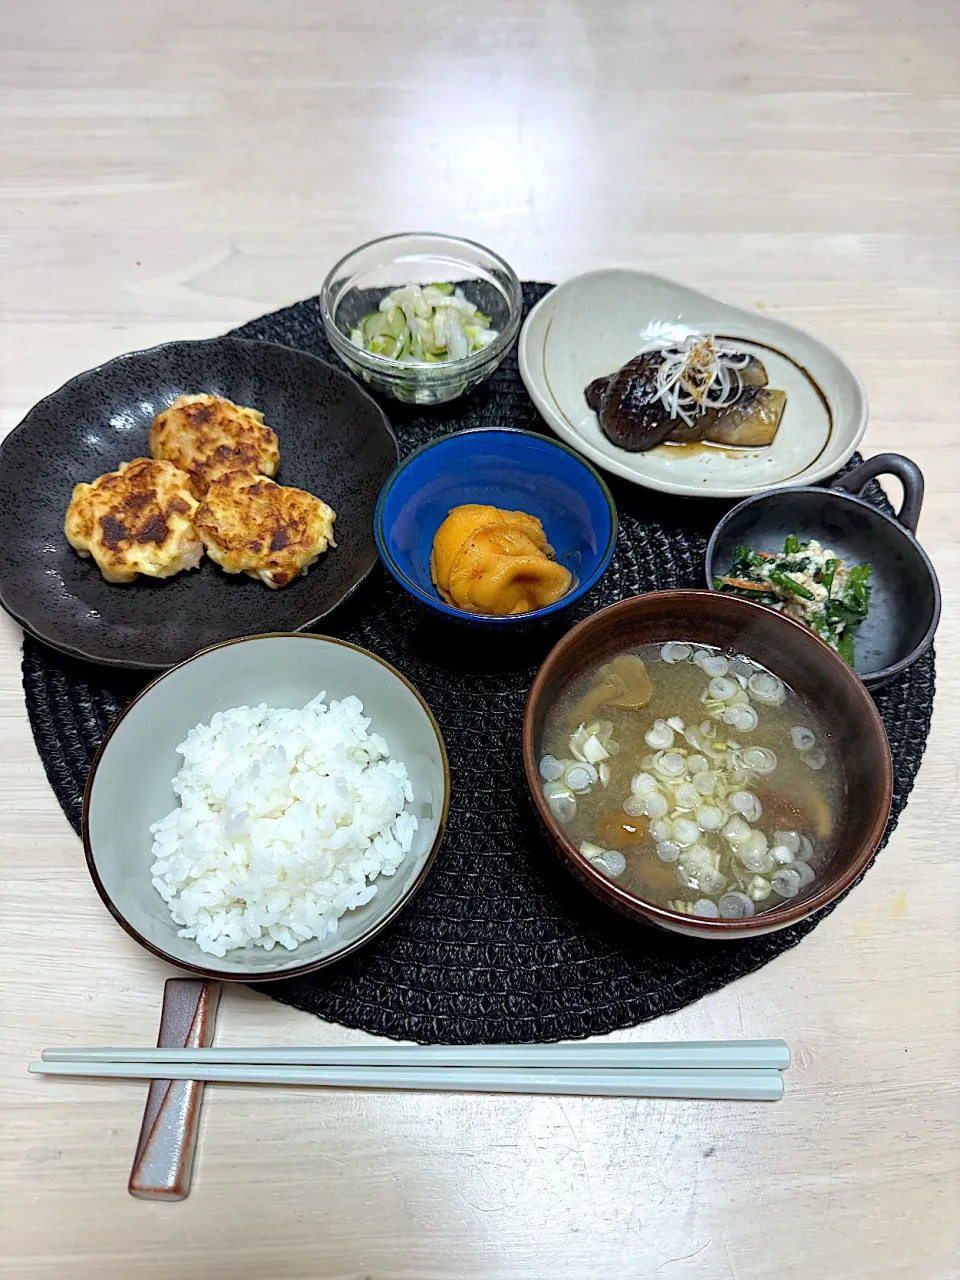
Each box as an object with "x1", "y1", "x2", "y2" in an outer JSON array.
[{"x1": 82, "y1": 634, "x2": 449, "y2": 979}]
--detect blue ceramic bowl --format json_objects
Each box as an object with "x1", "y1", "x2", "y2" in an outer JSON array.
[{"x1": 375, "y1": 428, "x2": 617, "y2": 626}]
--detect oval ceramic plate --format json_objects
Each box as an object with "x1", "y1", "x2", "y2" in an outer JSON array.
[
  {"x1": 0, "y1": 338, "x2": 399, "y2": 669},
  {"x1": 519, "y1": 270, "x2": 868, "y2": 498}
]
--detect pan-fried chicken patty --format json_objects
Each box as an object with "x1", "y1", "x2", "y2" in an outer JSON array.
[
  {"x1": 195, "y1": 471, "x2": 336, "y2": 589},
  {"x1": 64, "y1": 458, "x2": 203, "y2": 584},
  {"x1": 148, "y1": 394, "x2": 280, "y2": 495}
]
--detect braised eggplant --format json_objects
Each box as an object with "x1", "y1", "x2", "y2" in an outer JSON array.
[
  {"x1": 702, "y1": 387, "x2": 786, "y2": 447},
  {"x1": 735, "y1": 355, "x2": 770, "y2": 389},
  {"x1": 585, "y1": 375, "x2": 609, "y2": 412},
  {"x1": 584, "y1": 337, "x2": 785, "y2": 453},
  {"x1": 590, "y1": 353, "x2": 678, "y2": 452}
]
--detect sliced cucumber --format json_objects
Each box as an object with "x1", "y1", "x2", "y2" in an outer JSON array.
[
  {"x1": 394, "y1": 328, "x2": 413, "y2": 361},
  {"x1": 368, "y1": 334, "x2": 398, "y2": 358},
  {"x1": 363, "y1": 312, "x2": 393, "y2": 341},
  {"x1": 351, "y1": 287, "x2": 498, "y2": 363},
  {"x1": 363, "y1": 307, "x2": 407, "y2": 341},
  {"x1": 382, "y1": 306, "x2": 407, "y2": 338}
]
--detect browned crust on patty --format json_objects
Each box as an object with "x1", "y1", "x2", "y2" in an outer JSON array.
[
  {"x1": 64, "y1": 458, "x2": 203, "y2": 583},
  {"x1": 195, "y1": 470, "x2": 336, "y2": 588},
  {"x1": 148, "y1": 394, "x2": 280, "y2": 495}
]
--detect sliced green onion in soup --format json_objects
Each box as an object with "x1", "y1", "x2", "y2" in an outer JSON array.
[
  {"x1": 671, "y1": 818, "x2": 700, "y2": 846},
  {"x1": 631, "y1": 771, "x2": 660, "y2": 796},
  {"x1": 580, "y1": 842, "x2": 627, "y2": 879},
  {"x1": 695, "y1": 804, "x2": 723, "y2": 831},
  {"x1": 707, "y1": 676, "x2": 739, "y2": 702},
  {"x1": 792, "y1": 861, "x2": 815, "y2": 888},
  {"x1": 538, "y1": 755, "x2": 564, "y2": 781},
  {"x1": 697, "y1": 867, "x2": 727, "y2": 896},
  {"x1": 652, "y1": 750, "x2": 686, "y2": 780},
  {"x1": 723, "y1": 815, "x2": 752, "y2": 843},
  {"x1": 748, "y1": 876, "x2": 773, "y2": 902},
  {"x1": 544, "y1": 786, "x2": 577, "y2": 823},
  {"x1": 660, "y1": 642, "x2": 692, "y2": 663},
  {"x1": 800, "y1": 747, "x2": 827, "y2": 770},
  {"x1": 645, "y1": 719, "x2": 675, "y2": 749},
  {"x1": 674, "y1": 782, "x2": 700, "y2": 810},
  {"x1": 771, "y1": 867, "x2": 802, "y2": 898},
  {"x1": 565, "y1": 763, "x2": 597, "y2": 792},
  {"x1": 598, "y1": 850, "x2": 627, "y2": 877},
  {"x1": 738, "y1": 841, "x2": 774, "y2": 876},
  {"x1": 741, "y1": 747, "x2": 777, "y2": 774},
  {"x1": 581, "y1": 734, "x2": 610, "y2": 764},
  {"x1": 719, "y1": 891, "x2": 755, "y2": 919},
  {"x1": 731, "y1": 790, "x2": 763, "y2": 822},
  {"x1": 644, "y1": 792, "x2": 670, "y2": 819},
  {"x1": 693, "y1": 898, "x2": 720, "y2": 918},
  {"x1": 723, "y1": 704, "x2": 759, "y2": 732},
  {"x1": 747, "y1": 672, "x2": 786, "y2": 706},
  {"x1": 700, "y1": 654, "x2": 730, "y2": 678},
  {"x1": 774, "y1": 829, "x2": 801, "y2": 853}
]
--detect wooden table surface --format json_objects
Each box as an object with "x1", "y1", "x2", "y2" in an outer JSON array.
[{"x1": 2, "y1": 2, "x2": 958, "y2": 1276}]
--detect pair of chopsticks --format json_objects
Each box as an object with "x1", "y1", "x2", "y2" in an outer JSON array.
[{"x1": 31, "y1": 1039, "x2": 790, "y2": 1100}]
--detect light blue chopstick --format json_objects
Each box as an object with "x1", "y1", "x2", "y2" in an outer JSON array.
[
  {"x1": 30, "y1": 1060, "x2": 784, "y2": 1101},
  {"x1": 39, "y1": 1038, "x2": 790, "y2": 1071}
]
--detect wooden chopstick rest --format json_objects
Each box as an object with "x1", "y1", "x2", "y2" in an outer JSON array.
[{"x1": 128, "y1": 978, "x2": 221, "y2": 1201}]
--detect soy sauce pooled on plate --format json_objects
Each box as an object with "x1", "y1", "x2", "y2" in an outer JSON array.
[
  {"x1": 538, "y1": 643, "x2": 836, "y2": 918},
  {"x1": 585, "y1": 334, "x2": 787, "y2": 453}
]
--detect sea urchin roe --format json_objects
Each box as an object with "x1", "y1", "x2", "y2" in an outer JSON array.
[{"x1": 430, "y1": 504, "x2": 571, "y2": 616}]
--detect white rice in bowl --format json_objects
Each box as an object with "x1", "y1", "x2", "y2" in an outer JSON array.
[{"x1": 149, "y1": 694, "x2": 418, "y2": 958}]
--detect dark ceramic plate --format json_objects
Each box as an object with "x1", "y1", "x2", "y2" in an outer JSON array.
[{"x1": 0, "y1": 337, "x2": 399, "y2": 669}]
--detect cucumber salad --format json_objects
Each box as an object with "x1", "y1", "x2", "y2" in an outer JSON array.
[
  {"x1": 714, "y1": 536, "x2": 872, "y2": 665},
  {"x1": 349, "y1": 283, "x2": 498, "y2": 363}
]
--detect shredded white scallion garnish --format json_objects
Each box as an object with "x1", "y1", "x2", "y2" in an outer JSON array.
[{"x1": 648, "y1": 334, "x2": 752, "y2": 426}]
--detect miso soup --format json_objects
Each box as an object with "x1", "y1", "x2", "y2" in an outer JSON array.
[{"x1": 538, "y1": 642, "x2": 841, "y2": 919}]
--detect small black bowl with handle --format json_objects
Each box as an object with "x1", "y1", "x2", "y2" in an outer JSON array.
[{"x1": 704, "y1": 453, "x2": 940, "y2": 688}]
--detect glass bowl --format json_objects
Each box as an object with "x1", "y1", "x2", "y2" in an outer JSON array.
[{"x1": 320, "y1": 233, "x2": 523, "y2": 405}]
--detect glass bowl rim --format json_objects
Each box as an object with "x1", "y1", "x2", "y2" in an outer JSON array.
[{"x1": 320, "y1": 231, "x2": 523, "y2": 377}]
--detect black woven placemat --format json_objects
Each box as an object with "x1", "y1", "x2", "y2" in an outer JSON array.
[{"x1": 21, "y1": 284, "x2": 936, "y2": 1043}]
